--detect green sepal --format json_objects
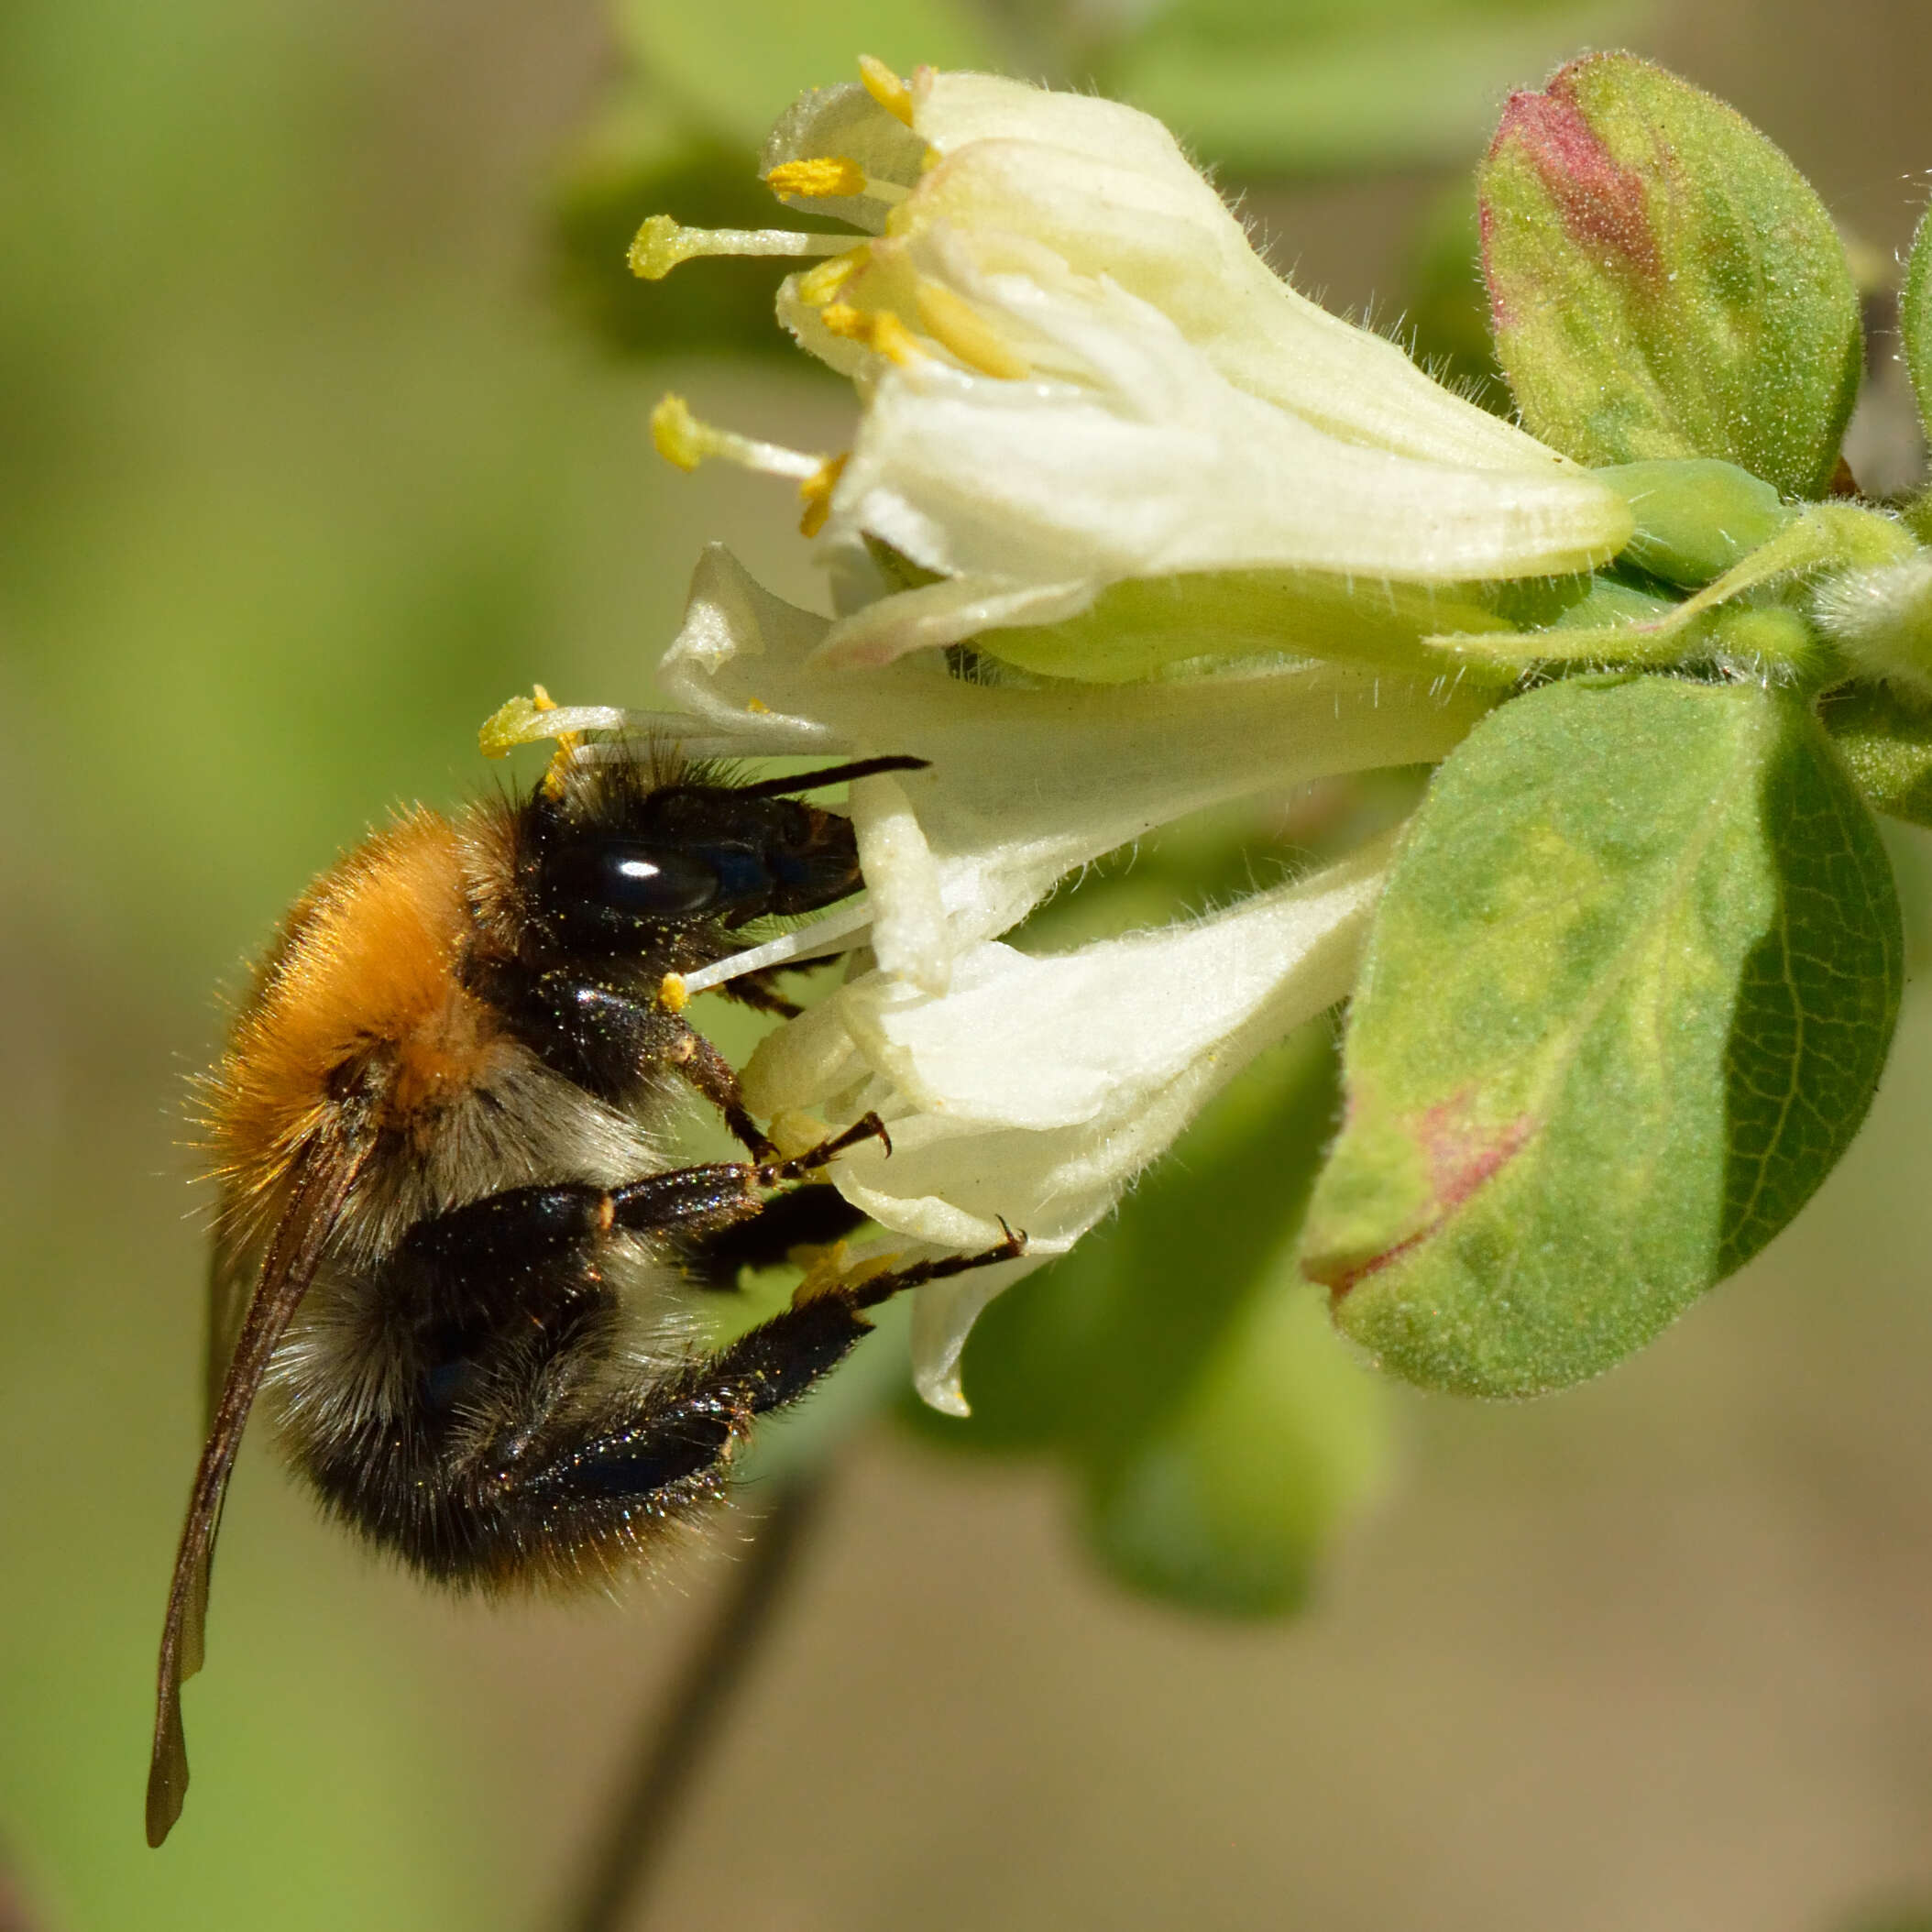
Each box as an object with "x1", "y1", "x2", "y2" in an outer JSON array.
[
  {"x1": 1904, "y1": 205, "x2": 1932, "y2": 446},
  {"x1": 1818, "y1": 681, "x2": 1932, "y2": 828},
  {"x1": 1433, "y1": 501, "x2": 1905, "y2": 675},
  {"x1": 1300, "y1": 675, "x2": 1901, "y2": 1397},
  {"x1": 973, "y1": 566, "x2": 1518, "y2": 685},
  {"x1": 1479, "y1": 54, "x2": 1861, "y2": 499}
]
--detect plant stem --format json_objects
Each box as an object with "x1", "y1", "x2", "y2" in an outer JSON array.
[{"x1": 560, "y1": 1474, "x2": 830, "y2": 1932}]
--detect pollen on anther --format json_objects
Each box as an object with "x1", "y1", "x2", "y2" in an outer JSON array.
[
  {"x1": 766, "y1": 157, "x2": 869, "y2": 199},
  {"x1": 797, "y1": 454, "x2": 849, "y2": 538},
  {"x1": 796, "y1": 247, "x2": 868, "y2": 308},
  {"x1": 658, "y1": 972, "x2": 689, "y2": 1015},
  {"x1": 858, "y1": 54, "x2": 915, "y2": 126}
]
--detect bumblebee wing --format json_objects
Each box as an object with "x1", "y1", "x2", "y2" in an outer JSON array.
[
  {"x1": 147, "y1": 1144, "x2": 366, "y2": 1848},
  {"x1": 203, "y1": 1234, "x2": 257, "y2": 1433}
]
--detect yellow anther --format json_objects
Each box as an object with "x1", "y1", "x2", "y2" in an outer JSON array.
[
  {"x1": 797, "y1": 453, "x2": 849, "y2": 538},
  {"x1": 628, "y1": 213, "x2": 854, "y2": 280},
  {"x1": 478, "y1": 694, "x2": 543, "y2": 760},
  {"x1": 869, "y1": 311, "x2": 923, "y2": 367},
  {"x1": 819, "y1": 302, "x2": 869, "y2": 341},
  {"x1": 651, "y1": 392, "x2": 822, "y2": 481},
  {"x1": 657, "y1": 972, "x2": 689, "y2": 1015},
  {"x1": 745, "y1": 697, "x2": 771, "y2": 714},
  {"x1": 858, "y1": 54, "x2": 915, "y2": 126},
  {"x1": 531, "y1": 685, "x2": 581, "y2": 801},
  {"x1": 790, "y1": 1240, "x2": 854, "y2": 1305},
  {"x1": 651, "y1": 393, "x2": 707, "y2": 471},
  {"x1": 818, "y1": 302, "x2": 924, "y2": 367},
  {"x1": 915, "y1": 279, "x2": 1030, "y2": 379},
  {"x1": 794, "y1": 247, "x2": 868, "y2": 308},
  {"x1": 766, "y1": 156, "x2": 869, "y2": 199}
]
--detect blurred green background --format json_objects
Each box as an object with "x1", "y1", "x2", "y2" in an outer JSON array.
[{"x1": 5, "y1": 0, "x2": 1932, "y2": 1926}]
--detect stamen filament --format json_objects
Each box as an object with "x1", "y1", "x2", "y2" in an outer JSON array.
[
  {"x1": 628, "y1": 214, "x2": 857, "y2": 281},
  {"x1": 651, "y1": 394, "x2": 823, "y2": 480},
  {"x1": 675, "y1": 900, "x2": 878, "y2": 997}
]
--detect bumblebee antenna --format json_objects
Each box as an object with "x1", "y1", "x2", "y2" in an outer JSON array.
[{"x1": 720, "y1": 755, "x2": 928, "y2": 799}]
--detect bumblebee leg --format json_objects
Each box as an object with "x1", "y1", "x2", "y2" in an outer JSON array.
[
  {"x1": 478, "y1": 966, "x2": 777, "y2": 1159},
  {"x1": 717, "y1": 968, "x2": 805, "y2": 1019},
  {"x1": 839, "y1": 1222, "x2": 1029, "y2": 1311},
  {"x1": 674, "y1": 1186, "x2": 871, "y2": 1290},
  {"x1": 658, "y1": 1022, "x2": 775, "y2": 1160},
  {"x1": 525, "y1": 1233, "x2": 1026, "y2": 1515}
]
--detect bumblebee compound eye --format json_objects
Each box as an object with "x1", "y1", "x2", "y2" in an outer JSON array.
[
  {"x1": 540, "y1": 840, "x2": 722, "y2": 946},
  {"x1": 763, "y1": 807, "x2": 862, "y2": 915}
]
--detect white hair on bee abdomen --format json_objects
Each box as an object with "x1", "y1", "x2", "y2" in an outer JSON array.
[{"x1": 259, "y1": 1040, "x2": 705, "y2": 1441}]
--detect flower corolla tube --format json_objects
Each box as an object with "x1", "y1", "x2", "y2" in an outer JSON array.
[{"x1": 635, "y1": 60, "x2": 1634, "y2": 668}]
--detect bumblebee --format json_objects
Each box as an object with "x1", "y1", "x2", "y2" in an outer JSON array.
[{"x1": 146, "y1": 735, "x2": 1021, "y2": 1846}]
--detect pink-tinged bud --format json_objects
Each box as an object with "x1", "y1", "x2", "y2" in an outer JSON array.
[{"x1": 1479, "y1": 53, "x2": 1861, "y2": 500}]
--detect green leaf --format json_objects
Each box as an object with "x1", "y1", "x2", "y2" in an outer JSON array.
[
  {"x1": 1905, "y1": 205, "x2": 1932, "y2": 447},
  {"x1": 1104, "y1": 1, "x2": 1637, "y2": 178},
  {"x1": 1085, "y1": 1284, "x2": 1391, "y2": 1618},
  {"x1": 1819, "y1": 681, "x2": 1932, "y2": 828},
  {"x1": 1301, "y1": 675, "x2": 1901, "y2": 1396},
  {"x1": 613, "y1": 0, "x2": 1002, "y2": 150},
  {"x1": 1479, "y1": 54, "x2": 1862, "y2": 499}
]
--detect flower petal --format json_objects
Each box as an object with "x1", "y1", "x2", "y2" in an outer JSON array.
[
  {"x1": 659, "y1": 545, "x2": 1487, "y2": 965},
  {"x1": 813, "y1": 251, "x2": 1629, "y2": 663},
  {"x1": 741, "y1": 835, "x2": 1396, "y2": 1409}
]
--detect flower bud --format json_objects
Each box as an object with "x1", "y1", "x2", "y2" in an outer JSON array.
[
  {"x1": 1480, "y1": 53, "x2": 1861, "y2": 500},
  {"x1": 1597, "y1": 457, "x2": 1792, "y2": 588},
  {"x1": 1814, "y1": 554, "x2": 1932, "y2": 700},
  {"x1": 1905, "y1": 204, "x2": 1932, "y2": 452}
]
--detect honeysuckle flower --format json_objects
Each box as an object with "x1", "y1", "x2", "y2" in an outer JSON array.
[
  {"x1": 742, "y1": 835, "x2": 1395, "y2": 1411},
  {"x1": 485, "y1": 543, "x2": 1485, "y2": 997},
  {"x1": 635, "y1": 60, "x2": 1634, "y2": 671}
]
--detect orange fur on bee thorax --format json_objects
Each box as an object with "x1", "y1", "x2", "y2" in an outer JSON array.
[{"x1": 205, "y1": 808, "x2": 507, "y2": 1224}]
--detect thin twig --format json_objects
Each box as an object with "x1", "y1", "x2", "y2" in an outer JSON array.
[{"x1": 561, "y1": 1474, "x2": 831, "y2": 1932}]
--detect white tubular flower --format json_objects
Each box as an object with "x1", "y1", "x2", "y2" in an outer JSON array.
[
  {"x1": 636, "y1": 60, "x2": 1634, "y2": 670},
  {"x1": 742, "y1": 836, "x2": 1394, "y2": 1411},
  {"x1": 626, "y1": 543, "x2": 1485, "y2": 995}
]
